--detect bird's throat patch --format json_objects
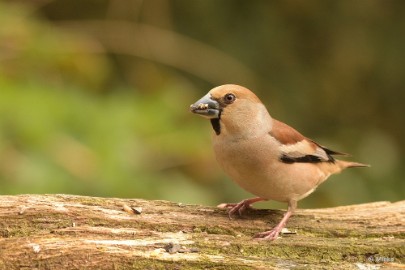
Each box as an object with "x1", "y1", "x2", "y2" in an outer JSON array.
[{"x1": 210, "y1": 118, "x2": 221, "y2": 135}]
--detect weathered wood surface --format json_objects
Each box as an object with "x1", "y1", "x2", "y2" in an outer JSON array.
[{"x1": 0, "y1": 194, "x2": 403, "y2": 269}]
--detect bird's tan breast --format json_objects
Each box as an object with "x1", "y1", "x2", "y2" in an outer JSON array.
[{"x1": 212, "y1": 134, "x2": 327, "y2": 202}]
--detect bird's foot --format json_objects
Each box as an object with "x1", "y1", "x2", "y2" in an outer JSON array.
[
  {"x1": 217, "y1": 201, "x2": 252, "y2": 218},
  {"x1": 217, "y1": 199, "x2": 254, "y2": 219},
  {"x1": 254, "y1": 227, "x2": 283, "y2": 241},
  {"x1": 254, "y1": 224, "x2": 297, "y2": 240}
]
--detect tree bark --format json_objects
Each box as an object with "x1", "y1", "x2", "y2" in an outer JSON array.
[{"x1": 0, "y1": 194, "x2": 403, "y2": 269}]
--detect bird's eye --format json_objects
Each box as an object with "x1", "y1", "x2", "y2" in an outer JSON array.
[{"x1": 224, "y1": 93, "x2": 236, "y2": 104}]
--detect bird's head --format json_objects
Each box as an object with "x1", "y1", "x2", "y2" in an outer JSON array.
[{"x1": 190, "y1": 84, "x2": 271, "y2": 136}]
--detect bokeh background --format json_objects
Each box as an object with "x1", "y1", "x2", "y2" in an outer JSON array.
[{"x1": 0, "y1": 0, "x2": 404, "y2": 210}]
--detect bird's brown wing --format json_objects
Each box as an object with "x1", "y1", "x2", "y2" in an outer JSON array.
[{"x1": 270, "y1": 119, "x2": 345, "y2": 164}]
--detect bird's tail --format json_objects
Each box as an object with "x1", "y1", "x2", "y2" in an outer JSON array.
[
  {"x1": 318, "y1": 160, "x2": 369, "y2": 184},
  {"x1": 337, "y1": 160, "x2": 370, "y2": 169}
]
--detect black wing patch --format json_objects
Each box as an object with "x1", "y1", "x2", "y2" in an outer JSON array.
[
  {"x1": 280, "y1": 154, "x2": 327, "y2": 164},
  {"x1": 280, "y1": 146, "x2": 337, "y2": 164}
]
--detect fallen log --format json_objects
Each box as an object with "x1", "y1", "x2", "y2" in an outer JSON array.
[{"x1": 0, "y1": 194, "x2": 403, "y2": 269}]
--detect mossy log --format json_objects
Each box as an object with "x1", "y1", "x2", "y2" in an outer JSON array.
[{"x1": 0, "y1": 194, "x2": 404, "y2": 269}]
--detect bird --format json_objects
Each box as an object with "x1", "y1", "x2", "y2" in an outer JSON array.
[{"x1": 189, "y1": 84, "x2": 369, "y2": 240}]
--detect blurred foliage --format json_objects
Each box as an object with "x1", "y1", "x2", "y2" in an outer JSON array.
[{"x1": 0, "y1": 0, "x2": 403, "y2": 208}]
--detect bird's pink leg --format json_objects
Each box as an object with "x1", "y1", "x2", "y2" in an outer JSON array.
[
  {"x1": 255, "y1": 200, "x2": 297, "y2": 241},
  {"x1": 217, "y1": 197, "x2": 265, "y2": 219}
]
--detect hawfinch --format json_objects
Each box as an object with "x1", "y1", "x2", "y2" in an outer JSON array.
[{"x1": 190, "y1": 84, "x2": 368, "y2": 240}]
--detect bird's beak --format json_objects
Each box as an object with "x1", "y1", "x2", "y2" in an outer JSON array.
[{"x1": 190, "y1": 93, "x2": 220, "y2": 119}]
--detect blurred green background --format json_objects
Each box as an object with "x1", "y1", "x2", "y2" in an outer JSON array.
[{"x1": 0, "y1": 0, "x2": 404, "y2": 209}]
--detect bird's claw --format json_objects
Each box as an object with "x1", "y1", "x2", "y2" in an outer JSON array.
[
  {"x1": 217, "y1": 200, "x2": 254, "y2": 219},
  {"x1": 254, "y1": 228, "x2": 281, "y2": 241}
]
